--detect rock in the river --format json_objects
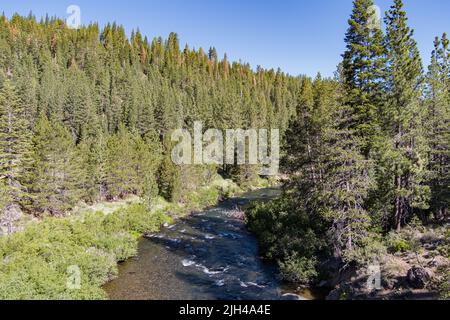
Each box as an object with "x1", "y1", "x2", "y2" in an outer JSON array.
[
  {"x1": 281, "y1": 293, "x2": 307, "y2": 300},
  {"x1": 228, "y1": 205, "x2": 245, "y2": 220},
  {"x1": 182, "y1": 259, "x2": 196, "y2": 267},
  {"x1": 407, "y1": 267, "x2": 431, "y2": 289}
]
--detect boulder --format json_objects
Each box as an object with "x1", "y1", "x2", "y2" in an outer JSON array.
[
  {"x1": 406, "y1": 267, "x2": 430, "y2": 289},
  {"x1": 281, "y1": 293, "x2": 308, "y2": 300}
]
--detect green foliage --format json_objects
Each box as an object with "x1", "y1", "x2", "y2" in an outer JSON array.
[
  {"x1": 342, "y1": 0, "x2": 386, "y2": 156},
  {"x1": 342, "y1": 234, "x2": 387, "y2": 266},
  {"x1": 387, "y1": 237, "x2": 411, "y2": 254},
  {"x1": 0, "y1": 79, "x2": 32, "y2": 206},
  {"x1": 103, "y1": 204, "x2": 171, "y2": 234},
  {"x1": 246, "y1": 197, "x2": 327, "y2": 261},
  {"x1": 0, "y1": 3, "x2": 448, "y2": 298},
  {"x1": 426, "y1": 33, "x2": 450, "y2": 221},
  {"x1": 385, "y1": 226, "x2": 422, "y2": 255},
  {"x1": 279, "y1": 254, "x2": 318, "y2": 285},
  {"x1": 376, "y1": 0, "x2": 430, "y2": 231},
  {"x1": 437, "y1": 267, "x2": 450, "y2": 299},
  {"x1": 247, "y1": 195, "x2": 329, "y2": 284},
  {"x1": 212, "y1": 177, "x2": 242, "y2": 198},
  {"x1": 184, "y1": 187, "x2": 220, "y2": 212},
  {"x1": 158, "y1": 154, "x2": 182, "y2": 203},
  {"x1": 27, "y1": 114, "x2": 85, "y2": 215},
  {"x1": 248, "y1": 0, "x2": 448, "y2": 288},
  {"x1": 0, "y1": 204, "x2": 169, "y2": 300}
]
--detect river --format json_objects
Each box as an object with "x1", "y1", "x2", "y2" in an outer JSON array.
[{"x1": 104, "y1": 188, "x2": 318, "y2": 300}]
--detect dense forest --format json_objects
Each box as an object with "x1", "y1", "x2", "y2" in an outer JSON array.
[
  {"x1": 0, "y1": 0, "x2": 448, "y2": 300},
  {"x1": 0, "y1": 9, "x2": 298, "y2": 223},
  {"x1": 0, "y1": 4, "x2": 299, "y2": 298},
  {"x1": 247, "y1": 0, "x2": 449, "y2": 299}
]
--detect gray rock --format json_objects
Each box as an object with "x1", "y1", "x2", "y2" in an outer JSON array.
[
  {"x1": 407, "y1": 267, "x2": 430, "y2": 289},
  {"x1": 281, "y1": 293, "x2": 307, "y2": 300}
]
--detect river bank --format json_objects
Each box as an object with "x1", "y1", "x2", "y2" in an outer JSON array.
[{"x1": 245, "y1": 197, "x2": 449, "y2": 300}]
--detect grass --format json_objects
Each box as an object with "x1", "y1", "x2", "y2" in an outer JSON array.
[{"x1": 0, "y1": 176, "x2": 252, "y2": 300}]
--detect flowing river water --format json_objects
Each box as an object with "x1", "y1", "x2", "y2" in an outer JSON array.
[{"x1": 104, "y1": 188, "x2": 320, "y2": 300}]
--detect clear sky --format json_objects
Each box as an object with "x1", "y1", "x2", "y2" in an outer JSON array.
[{"x1": 1, "y1": 0, "x2": 449, "y2": 77}]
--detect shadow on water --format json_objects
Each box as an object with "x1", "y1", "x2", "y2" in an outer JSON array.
[{"x1": 104, "y1": 188, "x2": 315, "y2": 300}]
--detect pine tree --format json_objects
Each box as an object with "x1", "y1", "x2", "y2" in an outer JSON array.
[
  {"x1": 342, "y1": 0, "x2": 386, "y2": 157},
  {"x1": 321, "y1": 103, "x2": 374, "y2": 260},
  {"x1": 133, "y1": 129, "x2": 161, "y2": 199},
  {"x1": 78, "y1": 129, "x2": 108, "y2": 203},
  {"x1": 284, "y1": 75, "x2": 329, "y2": 181},
  {"x1": 105, "y1": 124, "x2": 138, "y2": 198},
  {"x1": 284, "y1": 75, "x2": 373, "y2": 261},
  {"x1": 426, "y1": 34, "x2": 450, "y2": 221},
  {"x1": 28, "y1": 115, "x2": 85, "y2": 216},
  {"x1": 381, "y1": 0, "x2": 429, "y2": 230},
  {"x1": 0, "y1": 79, "x2": 32, "y2": 209},
  {"x1": 63, "y1": 65, "x2": 95, "y2": 140},
  {"x1": 158, "y1": 138, "x2": 181, "y2": 203},
  {"x1": 0, "y1": 13, "x2": 301, "y2": 216},
  {"x1": 139, "y1": 130, "x2": 162, "y2": 209}
]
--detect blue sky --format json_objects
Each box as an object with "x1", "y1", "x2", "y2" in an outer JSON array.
[{"x1": 2, "y1": 0, "x2": 449, "y2": 77}]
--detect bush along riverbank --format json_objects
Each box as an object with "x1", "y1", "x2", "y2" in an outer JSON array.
[
  {"x1": 0, "y1": 204, "x2": 171, "y2": 299},
  {"x1": 246, "y1": 195, "x2": 450, "y2": 300},
  {"x1": 0, "y1": 176, "x2": 253, "y2": 300}
]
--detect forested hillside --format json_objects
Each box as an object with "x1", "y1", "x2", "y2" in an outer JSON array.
[
  {"x1": 247, "y1": 0, "x2": 449, "y2": 299},
  {"x1": 0, "y1": 0, "x2": 448, "y2": 301},
  {"x1": 0, "y1": 12, "x2": 301, "y2": 224}
]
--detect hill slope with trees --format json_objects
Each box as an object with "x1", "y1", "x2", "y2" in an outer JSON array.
[{"x1": 247, "y1": 0, "x2": 449, "y2": 299}]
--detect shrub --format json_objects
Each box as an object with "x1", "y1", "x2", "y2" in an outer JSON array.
[
  {"x1": 184, "y1": 187, "x2": 220, "y2": 212},
  {"x1": 279, "y1": 254, "x2": 318, "y2": 284},
  {"x1": 389, "y1": 238, "x2": 411, "y2": 253},
  {"x1": 246, "y1": 197, "x2": 327, "y2": 261},
  {"x1": 386, "y1": 230, "x2": 416, "y2": 254},
  {"x1": 0, "y1": 203, "x2": 170, "y2": 300},
  {"x1": 212, "y1": 177, "x2": 242, "y2": 198},
  {"x1": 94, "y1": 232, "x2": 138, "y2": 262},
  {"x1": 343, "y1": 234, "x2": 387, "y2": 266}
]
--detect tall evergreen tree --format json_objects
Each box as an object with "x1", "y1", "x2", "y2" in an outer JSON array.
[
  {"x1": 284, "y1": 75, "x2": 373, "y2": 261},
  {"x1": 105, "y1": 124, "x2": 138, "y2": 199},
  {"x1": 27, "y1": 115, "x2": 85, "y2": 216},
  {"x1": 78, "y1": 130, "x2": 108, "y2": 203},
  {"x1": 426, "y1": 33, "x2": 450, "y2": 221},
  {"x1": 342, "y1": 0, "x2": 386, "y2": 157},
  {"x1": 380, "y1": 0, "x2": 429, "y2": 230},
  {"x1": 321, "y1": 103, "x2": 374, "y2": 260},
  {"x1": 0, "y1": 79, "x2": 32, "y2": 209}
]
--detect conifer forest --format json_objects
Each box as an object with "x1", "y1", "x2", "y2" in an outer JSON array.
[{"x1": 0, "y1": 0, "x2": 448, "y2": 302}]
